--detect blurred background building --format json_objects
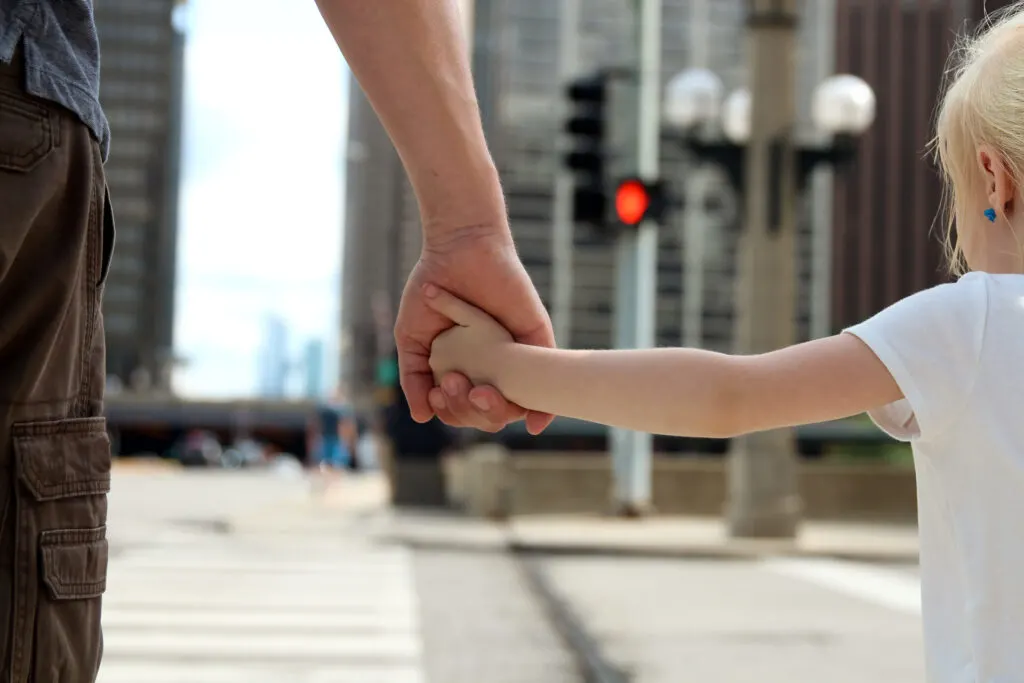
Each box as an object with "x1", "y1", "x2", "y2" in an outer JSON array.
[
  {"x1": 339, "y1": 0, "x2": 1019, "y2": 409},
  {"x1": 302, "y1": 338, "x2": 326, "y2": 399},
  {"x1": 828, "y1": 0, "x2": 1016, "y2": 327},
  {"x1": 94, "y1": 0, "x2": 189, "y2": 393},
  {"x1": 339, "y1": 0, "x2": 832, "y2": 407},
  {"x1": 90, "y1": 0, "x2": 1017, "y2": 424},
  {"x1": 257, "y1": 315, "x2": 290, "y2": 399}
]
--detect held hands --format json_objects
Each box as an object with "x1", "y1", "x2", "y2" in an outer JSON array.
[
  {"x1": 425, "y1": 285, "x2": 514, "y2": 390},
  {"x1": 395, "y1": 231, "x2": 555, "y2": 434}
]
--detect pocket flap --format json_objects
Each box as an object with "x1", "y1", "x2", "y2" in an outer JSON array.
[
  {"x1": 39, "y1": 527, "x2": 108, "y2": 600},
  {"x1": 14, "y1": 418, "x2": 111, "y2": 502}
]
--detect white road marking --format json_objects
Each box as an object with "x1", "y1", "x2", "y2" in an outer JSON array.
[
  {"x1": 762, "y1": 557, "x2": 921, "y2": 615},
  {"x1": 97, "y1": 536, "x2": 424, "y2": 682}
]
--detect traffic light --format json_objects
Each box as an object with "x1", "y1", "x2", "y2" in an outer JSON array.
[
  {"x1": 613, "y1": 177, "x2": 667, "y2": 226},
  {"x1": 563, "y1": 72, "x2": 610, "y2": 227}
]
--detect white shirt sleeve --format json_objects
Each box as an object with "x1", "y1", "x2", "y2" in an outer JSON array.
[{"x1": 843, "y1": 273, "x2": 989, "y2": 443}]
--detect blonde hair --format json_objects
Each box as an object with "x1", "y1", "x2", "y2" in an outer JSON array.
[{"x1": 931, "y1": 2, "x2": 1024, "y2": 275}]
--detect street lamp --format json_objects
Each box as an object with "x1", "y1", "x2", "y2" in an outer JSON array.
[
  {"x1": 662, "y1": 61, "x2": 876, "y2": 539},
  {"x1": 663, "y1": 69, "x2": 876, "y2": 204}
]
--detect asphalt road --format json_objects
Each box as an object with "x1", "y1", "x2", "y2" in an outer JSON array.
[{"x1": 534, "y1": 555, "x2": 925, "y2": 683}]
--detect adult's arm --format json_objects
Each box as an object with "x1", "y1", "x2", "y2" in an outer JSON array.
[
  {"x1": 314, "y1": 0, "x2": 503, "y2": 239},
  {"x1": 314, "y1": 1, "x2": 556, "y2": 435}
]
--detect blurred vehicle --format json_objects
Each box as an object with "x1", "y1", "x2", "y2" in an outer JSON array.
[
  {"x1": 168, "y1": 430, "x2": 224, "y2": 467},
  {"x1": 221, "y1": 438, "x2": 267, "y2": 469},
  {"x1": 270, "y1": 452, "x2": 305, "y2": 477}
]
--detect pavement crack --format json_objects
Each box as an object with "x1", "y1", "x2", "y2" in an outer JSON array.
[{"x1": 515, "y1": 554, "x2": 632, "y2": 683}]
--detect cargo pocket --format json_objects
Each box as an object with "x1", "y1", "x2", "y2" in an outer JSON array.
[{"x1": 10, "y1": 417, "x2": 110, "y2": 683}]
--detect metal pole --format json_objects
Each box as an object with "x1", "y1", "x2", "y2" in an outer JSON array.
[
  {"x1": 726, "y1": 0, "x2": 802, "y2": 538},
  {"x1": 611, "y1": 0, "x2": 661, "y2": 516},
  {"x1": 810, "y1": 0, "x2": 836, "y2": 341},
  {"x1": 551, "y1": 0, "x2": 581, "y2": 347},
  {"x1": 682, "y1": 0, "x2": 711, "y2": 350}
]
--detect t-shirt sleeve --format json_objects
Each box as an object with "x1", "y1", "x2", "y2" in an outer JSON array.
[{"x1": 843, "y1": 273, "x2": 989, "y2": 443}]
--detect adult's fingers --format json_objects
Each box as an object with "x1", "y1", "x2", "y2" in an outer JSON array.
[
  {"x1": 524, "y1": 409, "x2": 555, "y2": 435},
  {"x1": 429, "y1": 374, "x2": 524, "y2": 432},
  {"x1": 466, "y1": 384, "x2": 527, "y2": 426},
  {"x1": 397, "y1": 345, "x2": 437, "y2": 424}
]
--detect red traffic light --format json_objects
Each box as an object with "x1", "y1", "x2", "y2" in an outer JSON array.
[{"x1": 615, "y1": 179, "x2": 650, "y2": 225}]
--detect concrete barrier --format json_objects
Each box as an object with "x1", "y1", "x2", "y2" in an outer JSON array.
[
  {"x1": 378, "y1": 438, "x2": 448, "y2": 508},
  {"x1": 441, "y1": 453, "x2": 467, "y2": 508},
  {"x1": 462, "y1": 444, "x2": 510, "y2": 519},
  {"x1": 454, "y1": 450, "x2": 918, "y2": 522}
]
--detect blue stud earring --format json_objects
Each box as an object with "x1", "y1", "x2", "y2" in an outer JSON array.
[{"x1": 984, "y1": 208, "x2": 997, "y2": 223}]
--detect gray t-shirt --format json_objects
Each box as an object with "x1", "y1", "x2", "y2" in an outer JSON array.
[{"x1": 0, "y1": 0, "x2": 109, "y2": 160}]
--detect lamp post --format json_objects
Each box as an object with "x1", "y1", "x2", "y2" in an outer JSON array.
[
  {"x1": 662, "y1": 56, "x2": 876, "y2": 538},
  {"x1": 664, "y1": 70, "x2": 876, "y2": 201}
]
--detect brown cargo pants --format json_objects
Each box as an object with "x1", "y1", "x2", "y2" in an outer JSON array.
[{"x1": 0, "y1": 49, "x2": 113, "y2": 682}]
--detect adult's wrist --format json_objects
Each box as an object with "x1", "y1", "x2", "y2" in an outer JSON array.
[{"x1": 416, "y1": 162, "x2": 512, "y2": 250}]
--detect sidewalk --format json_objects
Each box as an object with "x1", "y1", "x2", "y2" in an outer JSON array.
[
  {"x1": 382, "y1": 512, "x2": 920, "y2": 563},
  {"x1": 111, "y1": 456, "x2": 181, "y2": 473},
  {"x1": 222, "y1": 472, "x2": 919, "y2": 563}
]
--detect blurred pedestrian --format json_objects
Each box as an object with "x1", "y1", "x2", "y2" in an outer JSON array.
[{"x1": 308, "y1": 394, "x2": 356, "y2": 479}]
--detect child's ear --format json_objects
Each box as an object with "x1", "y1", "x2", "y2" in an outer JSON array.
[{"x1": 978, "y1": 145, "x2": 1016, "y2": 217}]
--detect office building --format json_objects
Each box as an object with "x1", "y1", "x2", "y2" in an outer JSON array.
[
  {"x1": 257, "y1": 315, "x2": 289, "y2": 399},
  {"x1": 341, "y1": 0, "x2": 830, "y2": 405},
  {"x1": 94, "y1": 0, "x2": 188, "y2": 392},
  {"x1": 829, "y1": 0, "x2": 1017, "y2": 329}
]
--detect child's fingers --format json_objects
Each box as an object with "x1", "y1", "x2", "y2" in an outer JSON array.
[{"x1": 423, "y1": 284, "x2": 488, "y2": 327}]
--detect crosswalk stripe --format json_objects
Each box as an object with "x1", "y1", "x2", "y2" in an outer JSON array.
[
  {"x1": 109, "y1": 558, "x2": 411, "y2": 574},
  {"x1": 762, "y1": 557, "x2": 921, "y2": 615},
  {"x1": 98, "y1": 531, "x2": 424, "y2": 682},
  {"x1": 101, "y1": 631, "x2": 420, "y2": 661},
  {"x1": 96, "y1": 662, "x2": 424, "y2": 683},
  {"x1": 99, "y1": 609, "x2": 419, "y2": 631}
]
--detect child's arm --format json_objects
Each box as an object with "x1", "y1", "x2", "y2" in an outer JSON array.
[
  {"x1": 427, "y1": 287, "x2": 904, "y2": 438},
  {"x1": 494, "y1": 339, "x2": 901, "y2": 437}
]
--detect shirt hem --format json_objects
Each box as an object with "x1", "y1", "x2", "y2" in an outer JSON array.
[
  {"x1": 842, "y1": 327, "x2": 930, "y2": 442},
  {"x1": 22, "y1": 65, "x2": 109, "y2": 161}
]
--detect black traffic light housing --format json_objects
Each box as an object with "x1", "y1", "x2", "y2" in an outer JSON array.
[{"x1": 563, "y1": 72, "x2": 610, "y2": 228}]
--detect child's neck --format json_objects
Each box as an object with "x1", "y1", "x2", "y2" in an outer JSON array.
[
  {"x1": 970, "y1": 222, "x2": 1024, "y2": 274},
  {"x1": 972, "y1": 248, "x2": 1024, "y2": 275}
]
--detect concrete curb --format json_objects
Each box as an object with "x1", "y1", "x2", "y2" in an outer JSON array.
[
  {"x1": 378, "y1": 529, "x2": 919, "y2": 564},
  {"x1": 508, "y1": 540, "x2": 920, "y2": 565}
]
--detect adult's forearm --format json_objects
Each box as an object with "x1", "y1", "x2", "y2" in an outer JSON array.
[{"x1": 315, "y1": 0, "x2": 507, "y2": 242}]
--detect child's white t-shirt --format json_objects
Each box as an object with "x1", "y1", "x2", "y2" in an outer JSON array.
[{"x1": 845, "y1": 271, "x2": 1024, "y2": 683}]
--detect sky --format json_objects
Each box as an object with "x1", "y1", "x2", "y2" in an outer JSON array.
[{"x1": 171, "y1": 0, "x2": 349, "y2": 398}]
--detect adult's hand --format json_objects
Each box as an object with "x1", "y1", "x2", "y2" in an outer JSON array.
[{"x1": 395, "y1": 225, "x2": 555, "y2": 434}]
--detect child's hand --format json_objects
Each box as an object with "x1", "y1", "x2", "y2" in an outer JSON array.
[{"x1": 426, "y1": 285, "x2": 515, "y2": 389}]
